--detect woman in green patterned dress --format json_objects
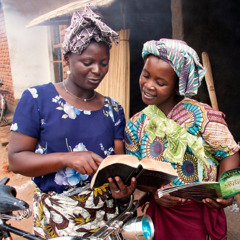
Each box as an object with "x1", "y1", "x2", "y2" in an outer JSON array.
[{"x1": 124, "y1": 38, "x2": 239, "y2": 240}]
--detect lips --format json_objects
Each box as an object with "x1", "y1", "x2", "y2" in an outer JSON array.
[
  {"x1": 142, "y1": 89, "x2": 156, "y2": 100},
  {"x1": 88, "y1": 78, "x2": 101, "y2": 85}
]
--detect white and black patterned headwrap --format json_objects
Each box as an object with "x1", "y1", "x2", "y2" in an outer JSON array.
[{"x1": 62, "y1": 5, "x2": 119, "y2": 55}]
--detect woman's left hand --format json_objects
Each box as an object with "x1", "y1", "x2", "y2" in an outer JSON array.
[
  {"x1": 108, "y1": 176, "x2": 137, "y2": 199},
  {"x1": 202, "y1": 197, "x2": 233, "y2": 209}
]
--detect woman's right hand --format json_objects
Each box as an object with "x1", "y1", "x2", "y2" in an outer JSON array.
[
  {"x1": 65, "y1": 151, "x2": 103, "y2": 175},
  {"x1": 153, "y1": 190, "x2": 186, "y2": 207}
]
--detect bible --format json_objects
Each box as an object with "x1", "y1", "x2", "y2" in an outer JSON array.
[
  {"x1": 157, "y1": 167, "x2": 240, "y2": 202},
  {"x1": 90, "y1": 154, "x2": 178, "y2": 189}
]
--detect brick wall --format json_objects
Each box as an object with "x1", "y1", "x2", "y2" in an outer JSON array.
[{"x1": 0, "y1": 6, "x2": 15, "y2": 111}]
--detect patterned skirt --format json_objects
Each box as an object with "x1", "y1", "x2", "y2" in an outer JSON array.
[{"x1": 33, "y1": 183, "x2": 118, "y2": 239}]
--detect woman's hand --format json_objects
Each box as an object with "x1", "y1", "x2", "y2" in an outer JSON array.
[
  {"x1": 66, "y1": 151, "x2": 103, "y2": 175},
  {"x1": 108, "y1": 176, "x2": 137, "y2": 199},
  {"x1": 154, "y1": 190, "x2": 186, "y2": 207},
  {"x1": 202, "y1": 197, "x2": 233, "y2": 209}
]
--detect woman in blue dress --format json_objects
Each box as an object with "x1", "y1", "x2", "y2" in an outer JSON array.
[{"x1": 8, "y1": 6, "x2": 136, "y2": 238}]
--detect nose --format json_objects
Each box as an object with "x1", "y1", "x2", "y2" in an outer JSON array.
[
  {"x1": 144, "y1": 79, "x2": 155, "y2": 91},
  {"x1": 91, "y1": 64, "x2": 101, "y2": 75}
]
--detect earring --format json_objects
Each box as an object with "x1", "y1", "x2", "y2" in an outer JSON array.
[{"x1": 67, "y1": 69, "x2": 71, "y2": 75}]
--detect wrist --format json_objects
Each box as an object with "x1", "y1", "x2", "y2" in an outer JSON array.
[{"x1": 58, "y1": 152, "x2": 68, "y2": 169}]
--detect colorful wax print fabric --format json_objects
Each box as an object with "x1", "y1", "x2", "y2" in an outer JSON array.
[
  {"x1": 142, "y1": 39, "x2": 206, "y2": 97},
  {"x1": 33, "y1": 184, "x2": 118, "y2": 239},
  {"x1": 125, "y1": 98, "x2": 239, "y2": 185},
  {"x1": 62, "y1": 5, "x2": 119, "y2": 55}
]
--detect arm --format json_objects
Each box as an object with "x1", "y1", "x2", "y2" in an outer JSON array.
[
  {"x1": 203, "y1": 152, "x2": 240, "y2": 208},
  {"x1": 8, "y1": 131, "x2": 103, "y2": 177},
  {"x1": 200, "y1": 109, "x2": 240, "y2": 208},
  {"x1": 114, "y1": 139, "x2": 125, "y2": 154},
  {"x1": 218, "y1": 152, "x2": 240, "y2": 178}
]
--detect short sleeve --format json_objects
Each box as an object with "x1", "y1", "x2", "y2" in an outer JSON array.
[
  {"x1": 111, "y1": 99, "x2": 125, "y2": 140},
  {"x1": 10, "y1": 89, "x2": 41, "y2": 138},
  {"x1": 202, "y1": 109, "x2": 239, "y2": 160}
]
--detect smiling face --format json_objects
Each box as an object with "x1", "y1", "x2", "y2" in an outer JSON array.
[
  {"x1": 65, "y1": 40, "x2": 110, "y2": 91},
  {"x1": 139, "y1": 55, "x2": 179, "y2": 114}
]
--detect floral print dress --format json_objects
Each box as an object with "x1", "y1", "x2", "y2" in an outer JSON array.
[{"x1": 10, "y1": 82, "x2": 125, "y2": 238}]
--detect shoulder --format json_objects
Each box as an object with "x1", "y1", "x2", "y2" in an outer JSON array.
[
  {"x1": 22, "y1": 83, "x2": 54, "y2": 99},
  {"x1": 27, "y1": 82, "x2": 54, "y2": 94},
  {"x1": 103, "y1": 97, "x2": 125, "y2": 125},
  {"x1": 174, "y1": 98, "x2": 229, "y2": 132},
  {"x1": 182, "y1": 98, "x2": 226, "y2": 119},
  {"x1": 169, "y1": 98, "x2": 228, "y2": 131},
  {"x1": 105, "y1": 97, "x2": 124, "y2": 115},
  {"x1": 182, "y1": 97, "x2": 214, "y2": 109},
  {"x1": 106, "y1": 97, "x2": 122, "y2": 108},
  {"x1": 127, "y1": 110, "x2": 146, "y2": 125}
]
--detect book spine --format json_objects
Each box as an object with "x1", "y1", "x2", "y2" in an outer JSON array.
[{"x1": 124, "y1": 165, "x2": 143, "y2": 185}]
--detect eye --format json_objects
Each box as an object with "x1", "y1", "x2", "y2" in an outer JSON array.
[
  {"x1": 156, "y1": 81, "x2": 165, "y2": 87},
  {"x1": 101, "y1": 61, "x2": 108, "y2": 67},
  {"x1": 142, "y1": 73, "x2": 149, "y2": 79},
  {"x1": 83, "y1": 61, "x2": 92, "y2": 66}
]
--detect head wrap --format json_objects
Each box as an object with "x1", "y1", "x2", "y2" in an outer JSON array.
[
  {"x1": 142, "y1": 38, "x2": 206, "y2": 97},
  {"x1": 62, "y1": 5, "x2": 119, "y2": 55}
]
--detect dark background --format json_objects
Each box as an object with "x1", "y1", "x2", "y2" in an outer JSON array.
[{"x1": 102, "y1": 0, "x2": 240, "y2": 142}]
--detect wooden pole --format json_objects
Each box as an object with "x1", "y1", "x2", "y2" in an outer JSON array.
[{"x1": 201, "y1": 52, "x2": 219, "y2": 110}]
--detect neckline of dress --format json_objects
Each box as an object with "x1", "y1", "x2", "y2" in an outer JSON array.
[{"x1": 51, "y1": 82, "x2": 106, "y2": 112}]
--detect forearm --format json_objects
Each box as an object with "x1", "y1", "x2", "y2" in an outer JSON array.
[
  {"x1": 8, "y1": 151, "x2": 67, "y2": 177},
  {"x1": 8, "y1": 132, "x2": 66, "y2": 177},
  {"x1": 218, "y1": 151, "x2": 240, "y2": 179},
  {"x1": 8, "y1": 131, "x2": 103, "y2": 178}
]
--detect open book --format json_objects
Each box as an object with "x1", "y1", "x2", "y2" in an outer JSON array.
[
  {"x1": 158, "y1": 167, "x2": 240, "y2": 202},
  {"x1": 90, "y1": 155, "x2": 178, "y2": 189}
]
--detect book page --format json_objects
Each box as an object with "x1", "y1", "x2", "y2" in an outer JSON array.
[
  {"x1": 91, "y1": 155, "x2": 178, "y2": 189},
  {"x1": 96, "y1": 154, "x2": 140, "y2": 170},
  {"x1": 157, "y1": 167, "x2": 240, "y2": 201},
  {"x1": 140, "y1": 158, "x2": 177, "y2": 176},
  {"x1": 158, "y1": 182, "x2": 221, "y2": 202}
]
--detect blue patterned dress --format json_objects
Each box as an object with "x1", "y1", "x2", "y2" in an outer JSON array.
[{"x1": 10, "y1": 82, "x2": 125, "y2": 238}]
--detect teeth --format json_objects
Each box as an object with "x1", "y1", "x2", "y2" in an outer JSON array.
[{"x1": 144, "y1": 91, "x2": 153, "y2": 97}]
